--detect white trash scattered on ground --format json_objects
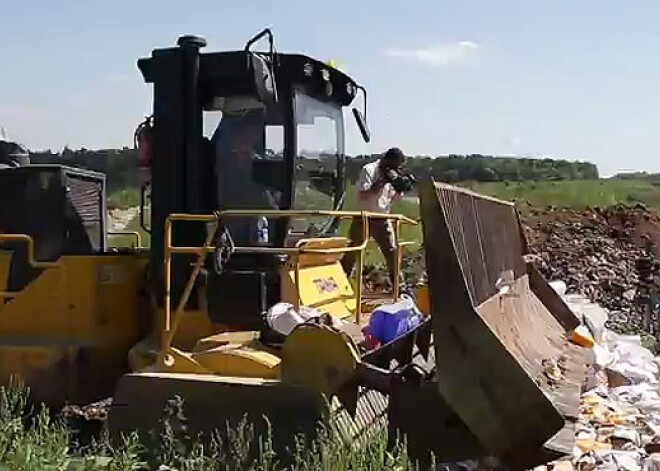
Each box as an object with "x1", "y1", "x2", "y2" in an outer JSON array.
[
  {"x1": 538, "y1": 282, "x2": 660, "y2": 471},
  {"x1": 107, "y1": 206, "x2": 140, "y2": 232}
]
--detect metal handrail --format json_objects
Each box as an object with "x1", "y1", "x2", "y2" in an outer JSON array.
[
  {"x1": 167, "y1": 210, "x2": 418, "y2": 226},
  {"x1": 108, "y1": 231, "x2": 143, "y2": 248},
  {"x1": 0, "y1": 234, "x2": 62, "y2": 300},
  {"x1": 0, "y1": 234, "x2": 61, "y2": 269},
  {"x1": 160, "y1": 210, "x2": 417, "y2": 355}
]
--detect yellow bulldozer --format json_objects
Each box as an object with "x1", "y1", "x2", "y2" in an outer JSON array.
[{"x1": 0, "y1": 29, "x2": 590, "y2": 469}]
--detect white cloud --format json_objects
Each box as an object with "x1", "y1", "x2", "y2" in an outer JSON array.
[{"x1": 385, "y1": 41, "x2": 479, "y2": 67}]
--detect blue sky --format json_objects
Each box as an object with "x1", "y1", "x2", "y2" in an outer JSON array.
[{"x1": 1, "y1": 1, "x2": 659, "y2": 176}]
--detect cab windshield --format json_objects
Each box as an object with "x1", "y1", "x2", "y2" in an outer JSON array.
[
  {"x1": 205, "y1": 92, "x2": 345, "y2": 244},
  {"x1": 292, "y1": 92, "x2": 344, "y2": 235}
]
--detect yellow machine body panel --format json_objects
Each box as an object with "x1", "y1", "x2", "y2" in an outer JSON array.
[
  {"x1": 140, "y1": 342, "x2": 281, "y2": 380},
  {"x1": 0, "y1": 251, "x2": 11, "y2": 289},
  {"x1": 0, "y1": 252, "x2": 148, "y2": 405},
  {"x1": 108, "y1": 372, "x2": 327, "y2": 457},
  {"x1": 280, "y1": 324, "x2": 359, "y2": 394},
  {"x1": 193, "y1": 331, "x2": 259, "y2": 350},
  {"x1": 127, "y1": 312, "x2": 253, "y2": 373},
  {"x1": 280, "y1": 238, "x2": 356, "y2": 319},
  {"x1": 167, "y1": 308, "x2": 216, "y2": 351},
  {"x1": 192, "y1": 344, "x2": 280, "y2": 379}
]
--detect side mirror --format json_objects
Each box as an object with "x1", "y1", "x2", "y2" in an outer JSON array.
[
  {"x1": 352, "y1": 108, "x2": 370, "y2": 143},
  {"x1": 250, "y1": 53, "x2": 278, "y2": 105},
  {"x1": 245, "y1": 28, "x2": 279, "y2": 105}
]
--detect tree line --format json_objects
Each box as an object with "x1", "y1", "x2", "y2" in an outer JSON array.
[
  {"x1": 28, "y1": 148, "x2": 599, "y2": 192},
  {"x1": 346, "y1": 154, "x2": 598, "y2": 183},
  {"x1": 30, "y1": 148, "x2": 139, "y2": 192}
]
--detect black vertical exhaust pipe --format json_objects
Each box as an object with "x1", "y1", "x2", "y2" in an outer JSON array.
[{"x1": 177, "y1": 35, "x2": 206, "y2": 214}]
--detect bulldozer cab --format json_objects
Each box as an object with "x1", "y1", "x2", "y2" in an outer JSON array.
[{"x1": 138, "y1": 30, "x2": 370, "y2": 323}]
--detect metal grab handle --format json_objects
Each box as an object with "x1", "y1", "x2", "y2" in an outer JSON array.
[
  {"x1": 161, "y1": 216, "x2": 219, "y2": 354},
  {"x1": 0, "y1": 234, "x2": 60, "y2": 269},
  {"x1": 0, "y1": 233, "x2": 62, "y2": 300}
]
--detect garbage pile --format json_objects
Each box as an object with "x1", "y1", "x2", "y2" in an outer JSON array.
[
  {"x1": 539, "y1": 282, "x2": 660, "y2": 471},
  {"x1": 62, "y1": 397, "x2": 112, "y2": 422},
  {"x1": 525, "y1": 206, "x2": 660, "y2": 338}
]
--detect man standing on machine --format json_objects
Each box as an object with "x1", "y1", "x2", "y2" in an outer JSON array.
[{"x1": 341, "y1": 147, "x2": 415, "y2": 285}]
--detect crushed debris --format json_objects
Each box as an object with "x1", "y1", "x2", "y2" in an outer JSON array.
[
  {"x1": 543, "y1": 357, "x2": 565, "y2": 384},
  {"x1": 524, "y1": 205, "x2": 660, "y2": 341},
  {"x1": 62, "y1": 397, "x2": 112, "y2": 422}
]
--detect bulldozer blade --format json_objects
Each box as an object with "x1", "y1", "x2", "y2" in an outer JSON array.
[
  {"x1": 109, "y1": 371, "x2": 391, "y2": 459},
  {"x1": 417, "y1": 178, "x2": 589, "y2": 470},
  {"x1": 388, "y1": 377, "x2": 484, "y2": 465},
  {"x1": 527, "y1": 261, "x2": 580, "y2": 331}
]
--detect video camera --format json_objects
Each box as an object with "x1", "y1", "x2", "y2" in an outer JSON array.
[{"x1": 384, "y1": 168, "x2": 417, "y2": 193}]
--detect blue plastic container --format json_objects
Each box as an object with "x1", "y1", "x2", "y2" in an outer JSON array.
[{"x1": 368, "y1": 296, "x2": 423, "y2": 344}]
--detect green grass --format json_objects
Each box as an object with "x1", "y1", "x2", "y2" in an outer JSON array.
[
  {"x1": 108, "y1": 188, "x2": 141, "y2": 210},
  {"x1": 0, "y1": 380, "x2": 423, "y2": 471},
  {"x1": 464, "y1": 178, "x2": 660, "y2": 209}
]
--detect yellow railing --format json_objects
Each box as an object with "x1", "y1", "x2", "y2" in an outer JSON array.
[
  {"x1": 161, "y1": 210, "x2": 417, "y2": 354},
  {"x1": 0, "y1": 234, "x2": 62, "y2": 300},
  {"x1": 108, "y1": 231, "x2": 143, "y2": 248}
]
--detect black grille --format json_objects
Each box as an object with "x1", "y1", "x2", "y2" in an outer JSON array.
[
  {"x1": 64, "y1": 172, "x2": 105, "y2": 254},
  {"x1": 0, "y1": 165, "x2": 106, "y2": 259}
]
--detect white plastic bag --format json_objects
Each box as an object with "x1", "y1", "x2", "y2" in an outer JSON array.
[
  {"x1": 266, "y1": 302, "x2": 320, "y2": 336},
  {"x1": 605, "y1": 331, "x2": 658, "y2": 385},
  {"x1": 549, "y1": 280, "x2": 567, "y2": 297}
]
